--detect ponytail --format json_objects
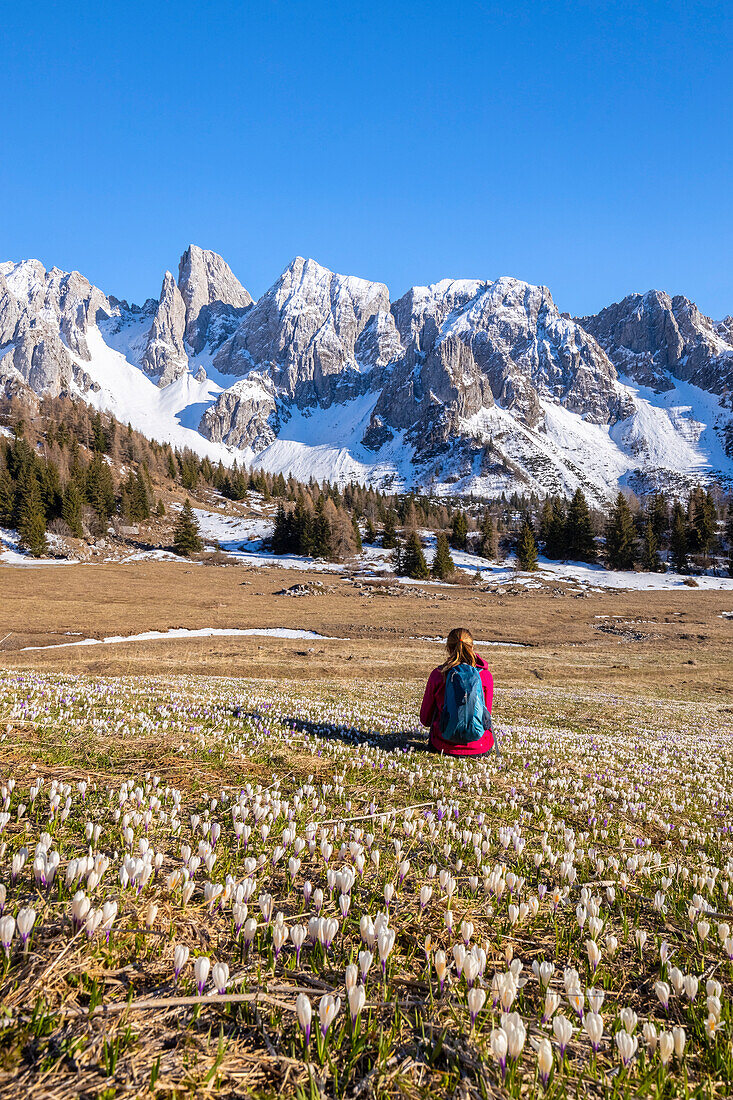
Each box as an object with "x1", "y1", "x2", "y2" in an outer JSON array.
[{"x1": 441, "y1": 627, "x2": 477, "y2": 674}]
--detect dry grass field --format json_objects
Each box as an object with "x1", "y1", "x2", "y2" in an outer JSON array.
[
  {"x1": 1, "y1": 561, "x2": 732, "y2": 696},
  {"x1": 1, "y1": 563, "x2": 732, "y2": 1099}
]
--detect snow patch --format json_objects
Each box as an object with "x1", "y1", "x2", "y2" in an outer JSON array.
[{"x1": 21, "y1": 627, "x2": 339, "y2": 652}]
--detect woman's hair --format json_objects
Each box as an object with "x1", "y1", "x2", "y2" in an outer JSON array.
[{"x1": 441, "y1": 627, "x2": 477, "y2": 673}]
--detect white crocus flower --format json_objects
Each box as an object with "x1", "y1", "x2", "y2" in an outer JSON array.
[
  {"x1": 174, "y1": 943, "x2": 189, "y2": 980},
  {"x1": 212, "y1": 962, "x2": 229, "y2": 994},
  {"x1": 553, "y1": 1014, "x2": 573, "y2": 1055},
  {"x1": 348, "y1": 983, "x2": 366, "y2": 1024},
  {"x1": 194, "y1": 956, "x2": 210, "y2": 995},
  {"x1": 16, "y1": 907, "x2": 36, "y2": 947},
  {"x1": 615, "y1": 1030, "x2": 638, "y2": 1066},
  {"x1": 296, "y1": 993, "x2": 312, "y2": 1045},
  {"x1": 318, "y1": 993, "x2": 341, "y2": 1037}
]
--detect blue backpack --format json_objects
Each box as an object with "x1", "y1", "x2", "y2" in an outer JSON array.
[{"x1": 439, "y1": 663, "x2": 492, "y2": 745}]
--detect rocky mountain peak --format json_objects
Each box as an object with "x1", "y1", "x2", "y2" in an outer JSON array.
[
  {"x1": 141, "y1": 271, "x2": 188, "y2": 386},
  {"x1": 177, "y1": 245, "x2": 252, "y2": 354},
  {"x1": 213, "y1": 257, "x2": 393, "y2": 396},
  {"x1": 580, "y1": 290, "x2": 733, "y2": 394}
]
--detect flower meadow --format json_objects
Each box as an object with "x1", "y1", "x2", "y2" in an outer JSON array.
[{"x1": 0, "y1": 670, "x2": 732, "y2": 1097}]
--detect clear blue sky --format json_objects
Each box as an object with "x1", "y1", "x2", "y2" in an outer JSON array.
[{"x1": 1, "y1": 1, "x2": 731, "y2": 318}]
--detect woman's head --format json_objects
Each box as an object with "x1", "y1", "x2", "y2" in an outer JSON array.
[{"x1": 441, "y1": 627, "x2": 477, "y2": 672}]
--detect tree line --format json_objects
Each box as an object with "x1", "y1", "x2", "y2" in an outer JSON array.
[{"x1": 1, "y1": 395, "x2": 732, "y2": 572}]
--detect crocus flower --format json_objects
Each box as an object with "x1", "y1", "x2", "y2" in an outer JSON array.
[{"x1": 296, "y1": 993, "x2": 312, "y2": 1045}]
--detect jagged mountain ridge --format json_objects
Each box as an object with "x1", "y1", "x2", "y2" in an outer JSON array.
[{"x1": 1, "y1": 246, "x2": 731, "y2": 502}]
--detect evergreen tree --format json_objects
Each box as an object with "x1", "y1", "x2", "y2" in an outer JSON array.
[
  {"x1": 565, "y1": 489, "x2": 596, "y2": 561},
  {"x1": 311, "y1": 499, "x2": 331, "y2": 558},
  {"x1": 450, "y1": 510, "x2": 469, "y2": 551},
  {"x1": 381, "y1": 509, "x2": 398, "y2": 549},
  {"x1": 17, "y1": 470, "x2": 47, "y2": 558},
  {"x1": 641, "y1": 520, "x2": 663, "y2": 572},
  {"x1": 156, "y1": 499, "x2": 165, "y2": 517},
  {"x1": 692, "y1": 489, "x2": 717, "y2": 564},
  {"x1": 391, "y1": 533, "x2": 403, "y2": 574},
  {"x1": 91, "y1": 412, "x2": 108, "y2": 453},
  {"x1": 173, "y1": 499, "x2": 203, "y2": 556},
  {"x1": 86, "y1": 453, "x2": 115, "y2": 522},
  {"x1": 540, "y1": 496, "x2": 567, "y2": 559},
  {"x1": 478, "y1": 512, "x2": 497, "y2": 559},
  {"x1": 0, "y1": 462, "x2": 13, "y2": 526},
  {"x1": 271, "y1": 502, "x2": 291, "y2": 554},
  {"x1": 365, "y1": 517, "x2": 377, "y2": 544},
  {"x1": 431, "y1": 533, "x2": 455, "y2": 579},
  {"x1": 61, "y1": 481, "x2": 84, "y2": 538},
  {"x1": 670, "y1": 503, "x2": 688, "y2": 573},
  {"x1": 605, "y1": 492, "x2": 636, "y2": 570},
  {"x1": 39, "y1": 459, "x2": 62, "y2": 520},
  {"x1": 516, "y1": 515, "x2": 538, "y2": 571},
  {"x1": 132, "y1": 470, "x2": 151, "y2": 520},
  {"x1": 402, "y1": 530, "x2": 429, "y2": 579},
  {"x1": 649, "y1": 492, "x2": 669, "y2": 544}
]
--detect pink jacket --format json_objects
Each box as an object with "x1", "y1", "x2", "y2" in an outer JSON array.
[{"x1": 420, "y1": 656, "x2": 494, "y2": 756}]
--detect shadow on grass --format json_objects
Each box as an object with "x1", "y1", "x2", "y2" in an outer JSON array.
[{"x1": 234, "y1": 709, "x2": 430, "y2": 753}]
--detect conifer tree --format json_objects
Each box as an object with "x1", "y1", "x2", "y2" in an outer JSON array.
[
  {"x1": 86, "y1": 453, "x2": 115, "y2": 522},
  {"x1": 478, "y1": 512, "x2": 497, "y2": 559},
  {"x1": 365, "y1": 517, "x2": 377, "y2": 543},
  {"x1": 18, "y1": 470, "x2": 47, "y2": 558},
  {"x1": 649, "y1": 493, "x2": 669, "y2": 544},
  {"x1": 91, "y1": 412, "x2": 108, "y2": 453},
  {"x1": 156, "y1": 499, "x2": 165, "y2": 517},
  {"x1": 641, "y1": 520, "x2": 663, "y2": 572},
  {"x1": 271, "y1": 502, "x2": 290, "y2": 554},
  {"x1": 402, "y1": 529, "x2": 430, "y2": 579},
  {"x1": 516, "y1": 515, "x2": 538, "y2": 571},
  {"x1": 39, "y1": 459, "x2": 62, "y2": 520},
  {"x1": 292, "y1": 497, "x2": 314, "y2": 555},
  {"x1": 670, "y1": 503, "x2": 688, "y2": 573},
  {"x1": 540, "y1": 496, "x2": 567, "y2": 559},
  {"x1": 690, "y1": 488, "x2": 716, "y2": 565},
  {"x1": 61, "y1": 481, "x2": 84, "y2": 538},
  {"x1": 173, "y1": 498, "x2": 203, "y2": 557},
  {"x1": 605, "y1": 492, "x2": 636, "y2": 570},
  {"x1": 381, "y1": 509, "x2": 398, "y2": 549},
  {"x1": 351, "y1": 513, "x2": 363, "y2": 553},
  {"x1": 565, "y1": 488, "x2": 596, "y2": 561},
  {"x1": 431, "y1": 532, "x2": 455, "y2": 579},
  {"x1": 391, "y1": 533, "x2": 403, "y2": 575},
  {"x1": 327, "y1": 507, "x2": 358, "y2": 561},
  {"x1": 312, "y1": 499, "x2": 331, "y2": 558},
  {"x1": 0, "y1": 462, "x2": 13, "y2": 526},
  {"x1": 450, "y1": 510, "x2": 469, "y2": 551},
  {"x1": 133, "y1": 470, "x2": 151, "y2": 520}
]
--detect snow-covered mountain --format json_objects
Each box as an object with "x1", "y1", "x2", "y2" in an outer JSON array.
[{"x1": 1, "y1": 246, "x2": 731, "y2": 501}]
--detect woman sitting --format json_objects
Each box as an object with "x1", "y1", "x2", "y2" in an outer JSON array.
[{"x1": 420, "y1": 627, "x2": 494, "y2": 755}]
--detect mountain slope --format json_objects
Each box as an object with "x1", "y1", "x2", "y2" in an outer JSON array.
[{"x1": 1, "y1": 248, "x2": 731, "y2": 500}]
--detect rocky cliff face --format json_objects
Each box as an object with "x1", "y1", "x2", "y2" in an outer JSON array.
[
  {"x1": 213, "y1": 257, "x2": 396, "y2": 400},
  {"x1": 199, "y1": 375, "x2": 279, "y2": 450},
  {"x1": 0, "y1": 260, "x2": 107, "y2": 397},
  {"x1": 362, "y1": 277, "x2": 626, "y2": 461},
  {"x1": 140, "y1": 248, "x2": 254, "y2": 384},
  {"x1": 579, "y1": 290, "x2": 733, "y2": 396},
  {"x1": 178, "y1": 244, "x2": 252, "y2": 354},
  {"x1": 140, "y1": 272, "x2": 188, "y2": 385}
]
